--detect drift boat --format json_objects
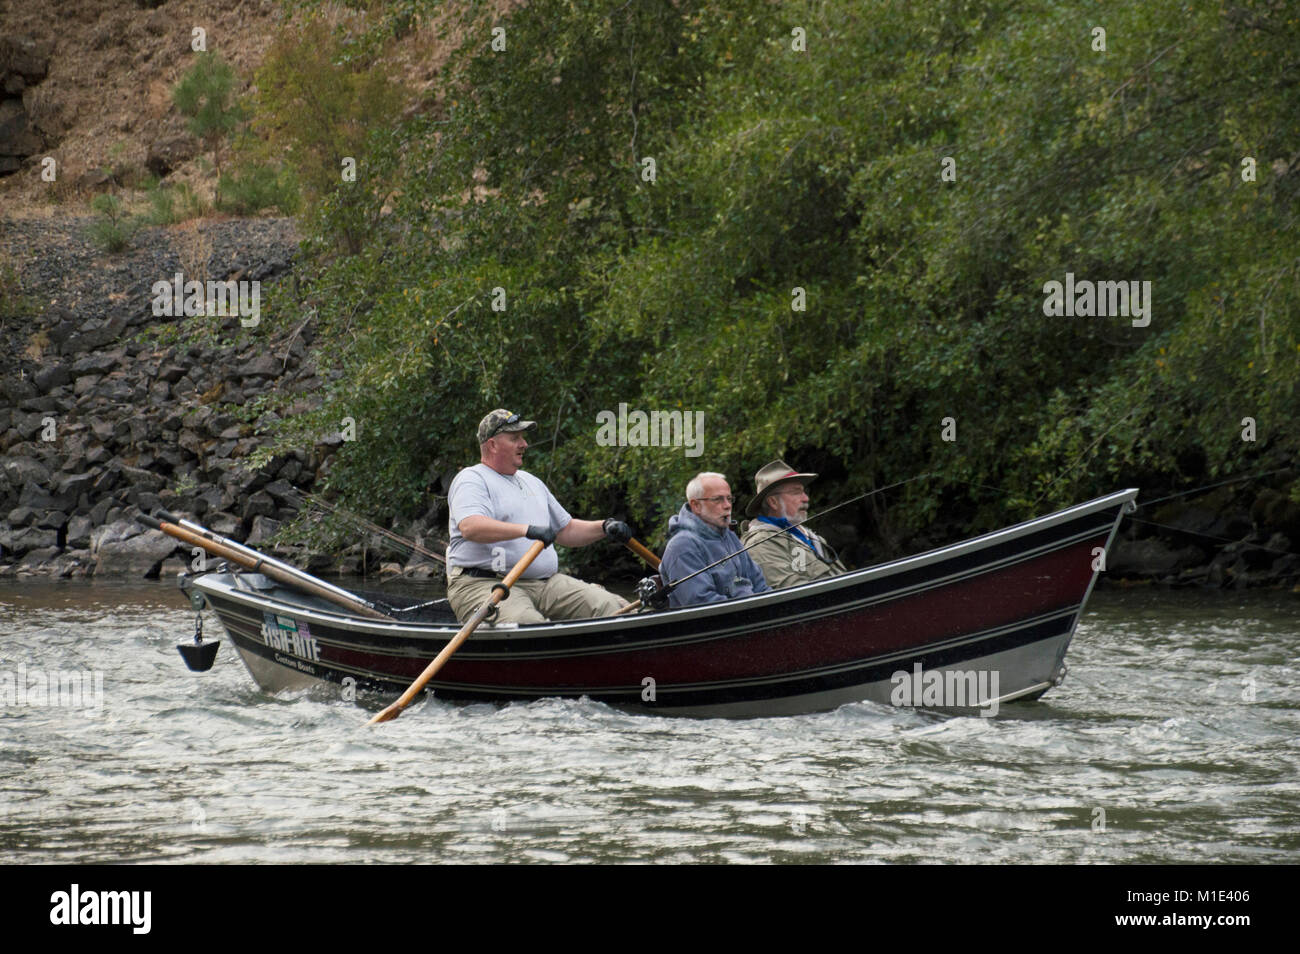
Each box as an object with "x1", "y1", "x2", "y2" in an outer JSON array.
[{"x1": 166, "y1": 488, "x2": 1137, "y2": 717}]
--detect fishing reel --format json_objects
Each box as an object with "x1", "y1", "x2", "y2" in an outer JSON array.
[{"x1": 635, "y1": 577, "x2": 669, "y2": 611}]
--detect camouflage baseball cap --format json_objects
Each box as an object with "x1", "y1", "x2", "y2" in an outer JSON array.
[{"x1": 477, "y1": 409, "x2": 537, "y2": 444}]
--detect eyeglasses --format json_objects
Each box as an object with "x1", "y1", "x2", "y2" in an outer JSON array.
[
  {"x1": 694, "y1": 495, "x2": 734, "y2": 505},
  {"x1": 486, "y1": 412, "x2": 521, "y2": 440},
  {"x1": 772, "y1": 487, "x2": 807, "y2": 497}
]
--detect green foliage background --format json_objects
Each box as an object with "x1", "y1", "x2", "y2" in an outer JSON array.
[{"x1": 265, "y1": 0, "x2": 1300, "y2": 565}]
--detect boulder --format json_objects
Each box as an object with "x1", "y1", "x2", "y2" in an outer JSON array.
[
  {"x1": 1, "y1": 456, "x2": 50, "y2": 487},
  {"x1": 144, "y1": 134, "x2": 199, "y2": 178},
  {"x1": 191, "y1": 487, "x2": 222, "y2": 517},
  {"x1": 242, "y1": 490, "x2": 276, "y2": 521},
  {"x1": 18, "y1": 480, "x2": 57, "y2": 509},
  {"x1": 1108, "y1": 538, "x2": 1205, "y2": 577},
  {"x1": 246, "y1": 515, "x2": 280, "y2": 546},
  {"x1": 66, "y1": 515, "x2": 92, "y2": 549},
  {"x1": 91, "y1": 519, "x2": 144, "y2": 552},
  {"x1": 90, "y1": 418, "x2": 114, "y2": 442},
  {"x1": 241, "y1": 354, "x2": 281, "y2": 380},
  {"x1": 34, "y1": 364, "x2": 72, "y2": 393},
  {"x1": 87, "y1": 497, "x2": 113, "y2": 525},
  {"x1": 18, "y1": 546, "x2": 59, "y2": 568},
  {"x1": 0, "y1": 525, "x2": 57, "y2": 556},
  {"x1": 263, "y1": 479, "x2": 299, "y2": 507},
  {"x1": 119, "y1": 464, "x2": 164, "y2": 493},
  {"x1": 15, "y1": 412, "x2": 48, "y2": 441},
  {"x1": 71, "y1": 352, "x2": 120, "y2": 377},
  {"x1": 208, "y1": 511, "x2": 243, "y2": 540},
  {"x1": 0, "y1": 375, "x2": 37, "y2": 405},
  {"x1": 93, "y1": 529, "x2": 178, "y2": 578},
  {"x1": 36, "y1": 510, "x2": 67, "y2": 531},
  {"x1": 6, "y1": 505, "x2": 37, "y2": 526},
  {"x1": 56, "y1": 471, "x2": 96, "y2": 500},
  {"x1": 92, "y1": 466, "x2": 122, "y2": 495}
]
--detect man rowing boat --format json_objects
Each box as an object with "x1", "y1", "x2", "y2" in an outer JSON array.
[{"x1": 445, "y1": 409, "x2": 632, "y2": 624}]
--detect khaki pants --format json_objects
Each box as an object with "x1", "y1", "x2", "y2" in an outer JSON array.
[{"x1": 446, "y1": 567, "x2": 626, "y2": 624}]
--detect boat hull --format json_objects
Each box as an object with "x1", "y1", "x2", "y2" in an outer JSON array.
[{"x1": 186, "y1": 489, "x2": 1136, "y2": 718}]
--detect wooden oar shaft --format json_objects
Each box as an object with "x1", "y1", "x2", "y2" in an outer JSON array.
[
  {"x1": 367, "y1": 540, "x2": 546, "y2": 725},
  {"x1": 144, "y1": 516, "x2": 393, "y2": 621},
  {"x1": 626, "y1": 538, "x2": 661, "y2": 569},
  {"x1": 160, "y1": 509, "x2": 379, "y2": 610}
]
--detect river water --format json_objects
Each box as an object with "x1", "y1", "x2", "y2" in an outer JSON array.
[{"x1": 2, "y1": 580, "x2": 1296, "y2": 864}]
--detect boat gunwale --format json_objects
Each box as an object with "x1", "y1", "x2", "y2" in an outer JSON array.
[{"x1": 190, "y1": 487, "x2": 1138, "y2": 639}]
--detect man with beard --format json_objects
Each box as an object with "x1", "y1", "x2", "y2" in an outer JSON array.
[
  {"x1": 445, "y1": 409, "x2": 632, "y2": 623},
  {"x1": 739, "y1": 460, "x2": 847, "y2": 588}
]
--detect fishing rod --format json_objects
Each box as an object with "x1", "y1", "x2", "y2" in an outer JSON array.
[
  {"x1": 638, "y1": 462, "x2": 1296, "y2": 611},
  {"x1": 292, "y1": 488, "x2": 447, "y2": 564},
  {"x1": 1131, "y1": 468, "x2": 1293, "y2": 510},
  {"x1": 642, "y1": 474, "x2": 935, "y2": 608},
  {"x1": 932, "y1": 468, "x2": 1299, "y2": 557}
]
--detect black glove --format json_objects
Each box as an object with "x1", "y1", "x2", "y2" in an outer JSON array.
[
  {"x1": 525, "y1": 524, "x2": 557, "y2": 546},
  {"x1": 603, "y1": 518, "x2": 633, "y2": 544}
]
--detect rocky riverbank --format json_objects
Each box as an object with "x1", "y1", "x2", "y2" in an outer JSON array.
[
  {"x1": 0, "y1": 213, "x2": 444, "y2": 581},
  {"x1": 1105, "y1": 484, "x2": 1300, "y2": 590}
]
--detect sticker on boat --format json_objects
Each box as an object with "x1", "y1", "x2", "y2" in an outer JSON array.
[{"x1": 260, "y1": 612, "x2": 321, "y2": 662}]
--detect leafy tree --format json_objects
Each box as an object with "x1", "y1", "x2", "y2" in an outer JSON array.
[
  {"x1": 266, "y1": 0, "x2": 1299, "y2": 566},
  {"x1": 172, "y1": 52, "x2": 247, "y2": 203},
  {"x1": 252, "y1": 15, "x2": 404, "y2": 253}
]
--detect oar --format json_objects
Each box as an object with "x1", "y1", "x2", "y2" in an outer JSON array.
[
  {"x1": 367, "y1": 540, "x2": 545, "y2": 725},
  {"x1": 140, "y1": 514, "x2": 394, "y2": 621},
  {"x1": 625, "y1": 537, "x2": 660, "y2": 570}
]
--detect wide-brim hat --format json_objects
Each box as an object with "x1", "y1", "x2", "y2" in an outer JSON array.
[
  {"x1": 746, "y1": 459, "x2": 818, "y2": 516},
  {"x1": 477, "y1": 408, "x2": 537, "y2": 444}
]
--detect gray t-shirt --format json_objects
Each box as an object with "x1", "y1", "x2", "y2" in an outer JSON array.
[{"x1": 447, "y1": 464, "x2": 571, "y2": 579}]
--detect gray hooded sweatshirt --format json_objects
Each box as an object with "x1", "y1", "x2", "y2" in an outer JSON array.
[{"x1": 659, "y1": 504, "x2": 770, "y2": 608}]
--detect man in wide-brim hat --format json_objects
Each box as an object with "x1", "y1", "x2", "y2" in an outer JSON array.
[{"x1": 739, "y1": 459, "x2": 847, "y2": 589}]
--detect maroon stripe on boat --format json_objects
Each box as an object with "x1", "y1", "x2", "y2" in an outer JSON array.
[{"x1": 326, "y1": 535, "x2": 1101, "y2": 689}]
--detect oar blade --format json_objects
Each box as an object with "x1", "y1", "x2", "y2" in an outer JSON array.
[{"x1": 367, "y1": 703, "x2": 404, "y2": 725}]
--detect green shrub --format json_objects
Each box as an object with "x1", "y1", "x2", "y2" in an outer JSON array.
[
  {"x1": 0, "y1": 254, "x2": 32, "y2": 317},
  {"x1": 172, "y1": 52, "x2": 247, "y2": 203},
  {"x1": 143, "y1": 179, "x2": 179, "y2": 226},
  {"x1": 217, "y1": 161, "x2": 300, "y2": 215},
  {"x1": 86, "y1": 193, "x2": 137, "y2": 253},
  {"x1": 253, "y1": 15, "x2": 404, "y2": 252},
  {"x1": 175, "y1": 182, "x2": 210, "y2": 220}
]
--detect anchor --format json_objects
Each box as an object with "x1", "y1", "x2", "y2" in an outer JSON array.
[{"x1": 177, "y1": 588, "x2": 219, "y2": 672}]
